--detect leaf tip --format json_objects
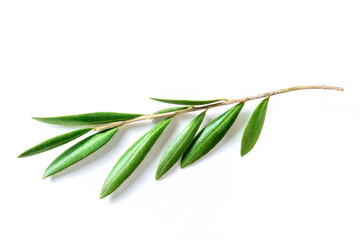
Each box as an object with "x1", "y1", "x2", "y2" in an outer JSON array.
[
  {"x1": 155, "y1": 170, "x2": 164, "y2": 180},
  {"x1": 31, "y1": 118, "x2": 39, "y2": 124},
  {"x1": 17, "y1": 152, "x2": 27, "y2": 158},
  {"x1": 100, "y1": 183, "x2": 113, "y2": 199},
  {"x1": 42, "y1": 167, "x2": 53, "y2": 179},
  {"x1": 99, "y1": 189, "x2": 109, "y2": 199},
  {"x1": 180, "y1": 160, "x2": 188, "y2": 169},
  {"x1": 42, "y1": 172, "x2": 49, "y2": 179},
  {"x1": 240, "y1": 149, "x2": 247, "y2": 157}
]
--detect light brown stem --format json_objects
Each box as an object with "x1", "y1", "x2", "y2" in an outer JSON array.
[{"x1": 94, "y1": 85, "x2": 343, "y2": 132}]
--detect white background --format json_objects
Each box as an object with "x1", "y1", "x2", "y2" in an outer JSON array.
[{"x1": 1, "y1": 1, "x2": 359, "y2": 239}]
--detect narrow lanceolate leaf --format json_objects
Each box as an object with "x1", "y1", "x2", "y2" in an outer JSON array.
[
  {"x1": 43, "y1": 128, "x2": 118, "y2": 179},
  {"x1": 100, "y1": 118, "x2": 171, "y2": 199},
  {"x1": 153, "y1": 106, "x2": 189, "y2": 114},
  {"x1": 18, "y1": 128, "x2": 92, "y2": 158},
  {"x1": 181, "y1": 103, "x2": 244, "y2": 168},
  {"x1": 241, "y1": 97, "x2": 270, "y2": 157},
  {"x1": 150, "y1": 97, "x2": 226, "y2": 105},
  {"x1": 33, "y1": 112, "x2": 142, "y2": 126},
  {"x1": 156, "y1": 111, "x2": 206, "y2": 180}
]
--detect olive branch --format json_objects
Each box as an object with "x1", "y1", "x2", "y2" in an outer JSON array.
[{"x1": 18, "y1": 85, "x2": 343, "y2": 199}]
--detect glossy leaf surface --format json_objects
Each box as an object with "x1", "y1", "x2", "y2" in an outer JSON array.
[
  {"x1": 18, "y1": 128, "x2": 91, "y2": 158},
  {"x1": 156, "y1": 111, "x2": 206, "y2": 180},
  {"x1": 181, "y1": 103, "x2": 244, "y2": 168},
  {"x1": 150, "y1": 97, "x2": 225, "y2": 105},
  {"x1": 100, "y1": 118, "x2": 171, "y2": 199},
  {"x1": 43, "y1": 128, "x2": 118, "y2": 178},
  {"x1": 153, "y1": 106, "x2": 189, "y2": 114},
  {"x1": 33, "y1": 112, "x2": 142, "y2": 126},
  {"x1": 241, "y1": 97, "x2": 269, "y2": 156}
]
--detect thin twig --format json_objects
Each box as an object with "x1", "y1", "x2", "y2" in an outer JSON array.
[{"x1": 94, "y1": 85, "x2": 343, "y2": 132}]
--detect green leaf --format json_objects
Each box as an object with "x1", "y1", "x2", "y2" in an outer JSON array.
[
  {"x1": 100, "y1": 118, "x2": 171, "y2": 199},
  {"x1": 43, "y1": 128, "x2": 118, "y2": 179},
  {"x1": 33, "y1": 112, "x2": 142, "y2": 126},
  {"x1": 156, "y1": 111, "x2": 206, "y2": 180},
  {"x1": 150, "y1": 97, "x2": 226, "y2": 105},
  {"x1": 153, "y1": 106, "x2": 189, "y2": 114},
  {"x1": 181, "y1": 103, "x2": 244, "y2": 168},
  {"x1": 241, "y1": 97, "x2": 269, "y2": 157},
  {"x1": 18, "y1": 128, "x2": 92, "y2": 158}
]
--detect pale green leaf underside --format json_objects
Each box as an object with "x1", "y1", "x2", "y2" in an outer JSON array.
[
  {"x1": 43, "y1": 128, "x2": 118, "y2": 179},
  {"x1": 152, "y1": 106, "x2": 189, "y2": 114},
  {"x1": 241, "y1": 97, "x2": 269, "y2": 157},
  {"x1": 156, "y1": 111, "x2": 206, "y2": 180},
  {"x1": 181, "y1": 103, "x2": 244, "y2": 168},
  {"x1": 150, "y1": 98, "x2": 225, "y2": 105},
  {"x1": 100, "y1": 118, "x2": 171, "y2": 199},
  {"x1": 33, "y1": 112, "x2": 142, "y2": 126},
  {"x1": 18, "y1": 128, "x2": 92, "y2": 158}
]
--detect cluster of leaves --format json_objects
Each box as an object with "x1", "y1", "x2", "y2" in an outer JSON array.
[{"x1": 19, "y1": 97, "x2": 270, "y2": 199}]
